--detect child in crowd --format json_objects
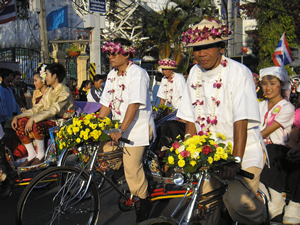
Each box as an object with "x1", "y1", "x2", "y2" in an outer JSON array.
[
  {"x1": 258, "y1": 66, "x2": 300, "y2": 224},
  {"x1": 79, "y1": 80, "x2": 91, "y2": 101},
  {"x1": 11, "y1": 63, "x2": 74, "y2": 167}
]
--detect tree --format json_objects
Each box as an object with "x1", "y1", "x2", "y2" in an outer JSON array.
[
  {"x1": 140, "y1": 0, "x2": 218, "y2": 73},
  {"x1": 240, "y1": 0, "x2": 299, "y2": 71}
]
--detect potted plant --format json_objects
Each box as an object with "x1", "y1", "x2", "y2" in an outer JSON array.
[{"x1": 66, "y1": 44, "x2": 82, "y2": 57}]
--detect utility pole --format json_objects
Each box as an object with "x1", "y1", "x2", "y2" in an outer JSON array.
[
  {"x1": 227, "y1": 0, "x2": 233, "y2": 57},
  {"x1": 39, "y1": 0, "x2": 49, "y2": 63},
  {"x1": 90, "y1": 12, "x2": 102, "y2": 74},
  {"x1": 234, "y1": 4, "x2": 237, "y2": 56}
]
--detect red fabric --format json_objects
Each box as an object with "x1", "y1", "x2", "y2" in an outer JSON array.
[
  {"x1": 15, "y1": 118, "x2": 56, "y2": 144},
  {"x1": 13, "y1": 144, "x2": 28, "y2": 159}
]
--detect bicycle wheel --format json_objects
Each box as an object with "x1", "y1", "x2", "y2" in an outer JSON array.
[
  {"x1": 17, "y1": 166, "x2": 100, "y2": 225},
  {"x1": 138, "y1": 217, "x2": 177, "y2": 225},
  {"x1": 60, "y1": 148, "x2": 106, "y2": 191}
]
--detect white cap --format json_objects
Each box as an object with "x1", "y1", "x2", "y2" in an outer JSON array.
[{"x1": 259, "y1": 66, "x2": 288, "y2": 83}]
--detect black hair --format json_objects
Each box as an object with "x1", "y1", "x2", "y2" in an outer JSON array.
[
  {"x1": 0, "y1": 68, "x2": 13, "y2": 79},
  {"x1": 34, "y1": 63, "x2": 50, "y2": 76},
  {"x1": 69, "y1": 77, "x2": 77, "y2": 82},
  {"x1": 155, "y1": 72, "x2": 163, "y2": 82},
  {"x1": 46, "y1": 63, "x2": 66, "y2": 83},
  {"x1": 112, "y1": 38, "x2": 133, "y2": 58},
  {"x1": 94, "y1": 74, "x2": 106, "y2": 82},
  {"x1": 13, "y1": 71, "x2": 21, "y2": 78},
  {"x1": 79, "y1": 80, "x2": 91, "y2": 91}
]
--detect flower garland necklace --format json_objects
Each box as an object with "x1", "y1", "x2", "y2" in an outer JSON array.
[
  {"x1": 192, "y1": 56, "x2": 227, "y2": 135},
  {"x1": 164, "y1": 73, "x2": 174, "y2": 105},
  {"x1": 108, "y1": 60, "x2": 133, "y2": 115}
]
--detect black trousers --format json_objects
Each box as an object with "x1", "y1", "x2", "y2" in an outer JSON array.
[{"x1": 260, "y1": 144, "x2": 300, "y2": 203}]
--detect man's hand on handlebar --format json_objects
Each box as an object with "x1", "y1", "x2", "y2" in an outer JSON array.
[
  {"x1": 108, "y1": 131, "x2": 122, "y2": 147},
  {"x1": 219, "y1": 163, "x2": 241, "y2": 180}
]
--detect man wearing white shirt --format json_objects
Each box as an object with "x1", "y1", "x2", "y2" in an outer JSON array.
[
  {"x1": 157, "y1": 58, "x2": 186, "y2": 110},
  {"x1": 99, "y1": 38, "x2": 156, "y2": 222},
  {"x1": 177, "y1": 19, "x2": 267, "y2": 224}
]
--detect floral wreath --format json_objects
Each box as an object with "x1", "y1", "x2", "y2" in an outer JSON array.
[
  {"x1": 181, "y1": 20, "x2": 232, "y2": 45},
  {"x1": 39, "y1": 64, "x2": 47, "y2": 84},
  {"x1": 101, "y1": 41, "x2": 136, "y2": 55},
  {"x1": 158, "y1": 59, "x2": 177, "y2": 67}
]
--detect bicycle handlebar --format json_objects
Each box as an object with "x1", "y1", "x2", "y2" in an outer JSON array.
[
  {"x1": 119, "y1": 137, "x2": 131, "y2": 144},
  {"x1": 236, "y1": 170, "x2": 254, "y2": 180}
]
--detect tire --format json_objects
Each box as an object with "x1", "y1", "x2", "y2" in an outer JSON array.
[
  {"x1": 16, "y1": 166, "x2": 100, "y2": 225},
  {"x1": 138, "y1": 217, "x2": 177, "y2": 225},
  {"x1": 60, "y1": 148, "x2": 106, "y2": 191}
]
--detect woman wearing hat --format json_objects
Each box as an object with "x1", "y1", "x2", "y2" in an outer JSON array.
[
  {"x1": 157, "y1": 58, "x2": 186, "y2": 110},
  {"x1": 177, "y1": 19, "x2": 267, "y2": 224},
  {"x1": 258, "y1": 66, "x2": 300, "y2": 224}
]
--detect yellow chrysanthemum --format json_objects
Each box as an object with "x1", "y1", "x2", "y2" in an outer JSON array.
[
  {"x1": 178, "y1": 154, "x2": 184, "y2": 160},
  {"x1": 178, "y1": 159, "x2": 185, "y2": 168},
  {"x1": 208, "y1": 156, "x2": 213, "y2": 164},
  {"x1": 170, "y1": 147, "x2": 174, "y2": 152},
  {"x1": 190, "y1": 160, "x2": 197, "y2": 167},
  {"x1": 214, "y1": 154, "x2": 220, "y2": 161},
  {"x1": 216, "y1": 133, "x2": 226, "y2": 140},
  {"x1": 168, "y1": 156, "x2": 174, "y2": 164},
  {"x1": 216, "y1": 147, "x2": 225, "y2": 155},
  {"x1": 76, "y1": 138, "x2": 81, "y2": 143},
  {"x1": 221, "y1": 153, "x2": 228, "y2": 160},
  {"x1": 209, "y1": 140, "x2": 217, "y2": 145}
]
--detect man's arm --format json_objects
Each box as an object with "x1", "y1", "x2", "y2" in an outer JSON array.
[
  {"x1": 185, "y1": 121, "x2": 197, "y2": 139},
  {"x1": 109, "y1": 103, "x2": 139, "y2": 144},
  {"x1": 98, "y1": 105, "x2": 111, "y2": 118},
  {"x1": 159, "y1": 99, "x2": 166, "y2": 105}
]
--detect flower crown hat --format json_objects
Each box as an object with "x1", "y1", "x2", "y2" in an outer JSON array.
[
  {"x1": 158, "y1": 58, "x2": 177, "y2": 69},
  {"x1": 101, "y1": 41, "x2": 136, "y2": 55},
  {"x1": 182, "y1": 19, "x2": 233, "y2": 47}
]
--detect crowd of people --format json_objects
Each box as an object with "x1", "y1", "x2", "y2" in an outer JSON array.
[{"x1": 0, "y1": 18, "x2": 299, "y2": 225}]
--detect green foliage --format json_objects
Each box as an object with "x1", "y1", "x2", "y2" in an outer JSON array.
[
  {"x1": 242, "y1": 0, "x2": 298, "y2": 73},
  {"x1": 65, "y1": 44, "x2": 83, "y2": 53}
]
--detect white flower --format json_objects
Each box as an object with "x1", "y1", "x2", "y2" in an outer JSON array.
[
  {"x1": 178, "y1": 145, "x2": 185, "y2": 153},
  {"x1": 192, "y1": 151, "x2": 199, "y2": 159}
]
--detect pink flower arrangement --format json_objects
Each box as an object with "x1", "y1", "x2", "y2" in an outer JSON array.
[
  {"x1": 158, "y1": 59, "x2": 177, "y2": 67},
  {"x1": 101, "y1": 41, "x2": 136, "y2": 54},
  {"x1": 213, "y1": 79, "x2": 222, "y2": 89},
  {"x1": 181, "y1": 23, "x2": 232, "y2": 46},
  {"x1": 202, "y1": 145, "x2": 212, "y2": 155}
]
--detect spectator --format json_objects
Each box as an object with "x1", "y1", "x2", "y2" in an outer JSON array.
[
  {"x1": 79, "y1": 80, "x2": 91, "y2": 101},
  {"x1": 87, "y1": 75, "x2": 105, "y2": 103},
  {"x1": 0, "y1": 68, "x2": 21, "y2": 127},
  {"x1": 11, "y1": 71, "x2": 26, "y2": 111},
  {"x1": 67, "y1": 77, "x2": 79, "y2": 100}
]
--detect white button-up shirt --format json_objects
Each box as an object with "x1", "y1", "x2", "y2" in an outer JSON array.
[
  {"x1": 177, "y1": 57, "x2": 267, "y2": 169},
  {"x1": 100, "y1": 64, "x2": 156, "y2": 147},
  {"x1": 157, "y1": 72, "x2": 186, "y2": 109}
]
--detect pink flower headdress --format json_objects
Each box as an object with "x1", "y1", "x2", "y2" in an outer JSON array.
[
  {"x1": 158, "y1": 58, "x2": 177, "y2": 69},
  {"x1": 101, "y1": 41, "x2": 136, "y2": 55}
]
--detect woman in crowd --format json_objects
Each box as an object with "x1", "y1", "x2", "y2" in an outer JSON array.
[
  {"x1": 79, "y1": 80, "x2": 91, "y2": 101},
  {"x1": 32, "y1": 64, "x2": 49, "y2": 106},
  {"x1": 68, "y1": 77, "x2": 79, "y2": 100},
  {"x1": 258, "y1": 66, "x2": 299, "y2": 224}
]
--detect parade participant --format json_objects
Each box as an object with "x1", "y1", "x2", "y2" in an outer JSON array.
[
  {"x1": 177, "y1": 19, "x2": 267, "y2": 224},
  {"x1": 79, "y1": 80, "x2": 91, "y2": 101},
  {"x1": 257, "y1": 67, "x2": 299, "y2": 223},
  {"x1": 0, "y1": 68, "x2": 21, "y2": 127},
  {"x1": 87, "y1": 74, "x2": 104, "y2": 103},
  {"x1": 11, "y1": 63, "x2": 74, "y2": 167},
  {"x1": 32, "y1": 64, "x2": 49, "y2": 106},
  {"x1": 253, "y1": 72, "x2": 264, "y2": 101},
  {"x1": 99, "y1": 38, "x2": 156, "y2": 222},
  {"x1": 157, "y1": 58, "x2": 186, "y2": 110}
]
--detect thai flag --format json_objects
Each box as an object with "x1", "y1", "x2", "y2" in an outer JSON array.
[
  {"x1": 272, "y1": 33, "x2": 294, "y2": 67},
  {"x1": 0, "y1": 0, "x2": 17, "y2": 25}
]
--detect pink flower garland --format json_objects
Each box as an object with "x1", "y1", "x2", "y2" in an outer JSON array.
[
  {"x1": 158, "y1": 59, "x2": 177, "y2": 67},
  {"x1": 102, "y1": 41, "x2": 136, "y2": 55}
]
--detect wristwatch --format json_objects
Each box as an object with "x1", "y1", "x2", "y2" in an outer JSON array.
[
  {"x1": 234, "y1": 156, "x2": 242, "y2": 164},
  {"x1": 116, "y1": 128, "x2": 124, "y2": 135}
]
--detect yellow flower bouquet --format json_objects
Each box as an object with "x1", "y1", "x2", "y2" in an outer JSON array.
[
  {"x1": 163, "y1": 133, "x2": 235, "y2": 173},
  {"x1": 153, "y1": 104, "x2": 173, "y2": 122},
  {"x1": 57, "y1": 113, "x2": 119, "y2": 150}
]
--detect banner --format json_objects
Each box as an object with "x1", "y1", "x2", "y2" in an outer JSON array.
[
  {"x1": 0, "y1": 0, "x2": 17, "y2": 25},
  {"x1": 272, "y1": 33, "x2": 295, "y2": 67},
  {"x1": 46, "y1": 5, "x2": 68, "y2": 31}
]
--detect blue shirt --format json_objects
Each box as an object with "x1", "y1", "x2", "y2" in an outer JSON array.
[{"x1": 0, "y1": 85, "x2": 20, "y2": 123}]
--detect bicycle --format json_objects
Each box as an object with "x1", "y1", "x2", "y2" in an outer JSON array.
[{"x1": 139, "y1": 165, "x2": 270, "y2": 225}]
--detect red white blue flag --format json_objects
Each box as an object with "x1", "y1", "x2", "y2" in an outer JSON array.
[
  {"x1": 272, "y1": 33, "x2": 294, "y2": 67},
  {"x1": 0, "y1": 0, "x2": 16, "y2": 25}
]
